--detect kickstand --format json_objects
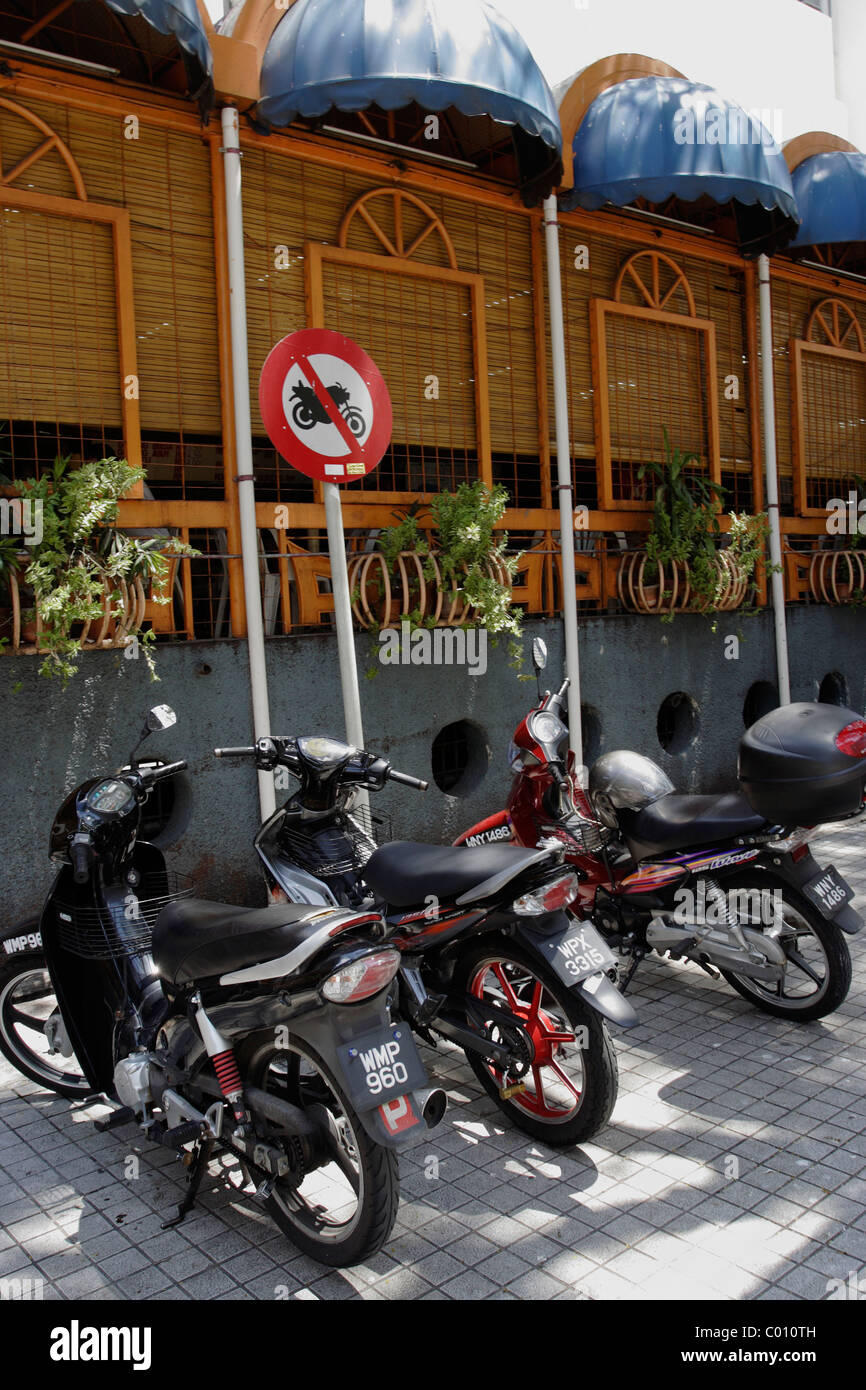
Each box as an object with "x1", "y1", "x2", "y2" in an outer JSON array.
[
  {"x1": 619, "y1": 949, "x2": 645, "y2": 994},
  {"x1": 162, "y1": 1136, "x2": 214, "y2": 1230}
]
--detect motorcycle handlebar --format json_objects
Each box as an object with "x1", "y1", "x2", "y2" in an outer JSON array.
[
  {"x1": 387, "y1": 768, "x2": 429, "y2": 792},
  {"x1": 147, "y1": 759, "x2": 188, "y2": 782},
  {"x1": 214, "y1": 746, "x2": 257, "y2": 758},
  {"x1": 71, "y1": 836, "x2": 92, "y2": 885}
]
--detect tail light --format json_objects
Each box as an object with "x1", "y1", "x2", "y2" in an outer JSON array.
[
  {"x1": 835, "y1": 720, "x2": 866, "y2": 758},
  {"x1": 321, "y1": 949, "x2": 401, "y2": 1004},
  {"x1": 512, "y1": 871, "x2": 579, "y2": 916}
]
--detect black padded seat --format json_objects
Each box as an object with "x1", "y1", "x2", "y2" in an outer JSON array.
[
  {"x1": 365, "y1": 840, "x2": 547, "y2": 908},
  {"x1": 619, "y1": 793, "x2": 768, "y2": 862},
  {"x1": 153, "y1": 898, "x2": 324, "y2": 987}
]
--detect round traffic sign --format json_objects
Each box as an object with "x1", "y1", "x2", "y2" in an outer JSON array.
[{"x1": 258, "y1": 328, "x2": 393, "y2": 483}]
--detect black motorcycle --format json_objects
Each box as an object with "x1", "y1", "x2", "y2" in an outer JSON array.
[
  {"x1": 0, "y1": 706, "x2": 445, "y2": 1267},
  {"x1": 214, "y1": 734, "x2": 638, "y2": 1148},
  {"x1": 290, "y1": 382, "x2": 366, "y2": 437}
]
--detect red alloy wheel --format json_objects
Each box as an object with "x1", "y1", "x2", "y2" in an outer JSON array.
[{"x1": 468, "y1": 959, "x2": 583, "y2": 1121}]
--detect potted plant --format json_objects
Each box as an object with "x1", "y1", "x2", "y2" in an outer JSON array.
[
  {"x1": 620, "y1": 431, "x2": 768, "y2": 620},
  {"x1": 9, "y1": 455, "x2": 194, "y2": 685},
  {"x1": 811, "y1": 474, "x2": 866, "y2": 605},
  {"x1": 349, "y1": 480, "x2": 524, "y2": 674}
]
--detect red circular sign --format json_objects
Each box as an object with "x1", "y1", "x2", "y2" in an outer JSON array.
[{"x1": 258, "y1": 328, "x2": 393, "y2": 484}]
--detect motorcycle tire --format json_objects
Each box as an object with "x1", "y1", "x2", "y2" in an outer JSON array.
[
  {"x1": 453, "y1": 938, "x2": 618, "y2": 1146},
  {"x1": 0, "y1": 933, "x2": 93, "y2": 1099},
  {"x1": 234, "y1": 1030, "x2": 399, "y2": 1267},
  {"x1": 715, "y1": 872, "x2": 852, "y2": 1022}
]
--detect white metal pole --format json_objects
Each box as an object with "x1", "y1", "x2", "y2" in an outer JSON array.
[
  {"x1": 757, "y1": 254, "x2": 791, "y2": 705},
  {"x1": 323, "y1": 481, "x2": 365, "y2": 751},
  {"x1": 221, "y1": 106, "x2": 276, "y2": 818},
  {"x1": 543, "y1": 194, "x2": 584, "y2": 775}
]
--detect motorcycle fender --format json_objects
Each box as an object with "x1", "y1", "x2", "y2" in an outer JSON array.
[
  {"x1": 286, "y1": 1002, "x2": 433, "y2": 1150},
  {"x1": 453, "y1": 810, "x2": 512, "y2": 848},
  {"x1": 762, "y1": 851, "x2": 863, "y2": 935},
  {"x1": 515, "y1": 915, "x2": 639, "y2": 1028}
]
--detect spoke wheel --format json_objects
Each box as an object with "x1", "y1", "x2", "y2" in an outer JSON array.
[
  {"x1": 0, "y1": 950, "x2": 92, "y2": 1098},
  {"x1": 454, "y1": 939, "x2": 618, "y2": 1146},
  {"x1": 233, "y1": 1031, "x2": 399, "y2": 1267},
  {"x1": 718, "y1": 873, "x2": 852, "y2": 1021}
]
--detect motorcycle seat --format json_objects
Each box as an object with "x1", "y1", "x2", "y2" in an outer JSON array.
[
  {"x1": 365, "y1": 840, "x2": 552, "y2": 909},
  {"x1": 619, "y1": 793, "x2": 768, "y2": 862},
  {"x1": 153, "y1": 897, "x2": 339, "y2": 987}
]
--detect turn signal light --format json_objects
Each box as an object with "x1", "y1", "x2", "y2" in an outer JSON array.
[
  {"x1": 321, "y1": 949, "x2": 401, "y2": 1003},
  {"x1": 835, "y1": 720, "x2": 866, "y2": 758},
  {"x1": 512, "y1": 872, "x2": 579, "y2": 916}
]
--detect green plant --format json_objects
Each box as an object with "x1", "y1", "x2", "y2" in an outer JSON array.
[
  {"x1": 638, "y1": 430, "x2": 768, "y2": 620},
  {"x1": 13, "y1": 455, "x2": 194, "y2": 685},
  {"x1": 372, "y1": 481, "x2": 525, "y2": 674}
]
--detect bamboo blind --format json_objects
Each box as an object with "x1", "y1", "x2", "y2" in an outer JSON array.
[
  {"x1": 799, "y1": 351, "x2": 866, "y2": 506},
  {"x1": 0, "y1": 207, "x2": 121, "y2": 431},
  {"x1": 0, "y1": 95, "x2": 221, "y2": 493}
]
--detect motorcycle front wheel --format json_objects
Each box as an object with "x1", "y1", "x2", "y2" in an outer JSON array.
[
  {"x1": 717, "y1": 873, "x2": 852, "y2": 1022},
  {"x1": 234, "y1": 1031, "x2": 399, "y2": 1267},
  {"x1": 0, "y1": 940, "x2": 93, "y2": 1099},
  {"x1": 453, "y1": 940, "x2": 618, "y2": 1146}
]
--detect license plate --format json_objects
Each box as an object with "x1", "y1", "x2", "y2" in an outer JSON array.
[
  {"x1": 520, "y1": 920, "x2": 616, "y2": 986},
  {"x1": 337, "y1": 1024, "x2": 428, "y2": 1114},
  {"x1": 802, "y1": 865, "x2": 854, "y2": 919}
]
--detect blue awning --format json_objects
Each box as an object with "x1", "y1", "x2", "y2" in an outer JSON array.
[
  {"x1": 104, "y1": 0, "x2": 213, "y2": 98},
  {"x1": 790, "y1": 151, "x2": 866, "y2": 248},
  {"x1": 560, "y1": 76, "x2": 799, "y2": 254},
  {"x1": 257, "y1": 0, "x2": 562, "y2": 204}
]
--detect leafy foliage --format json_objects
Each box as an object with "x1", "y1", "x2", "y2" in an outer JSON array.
[{"x1": 12, "y1": 456, "x2": 195, "y2": 686}]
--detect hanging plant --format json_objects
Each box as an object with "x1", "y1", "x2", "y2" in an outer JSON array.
[{"x1": 9, "y1": 455, "x2": 196, "y2": 686}]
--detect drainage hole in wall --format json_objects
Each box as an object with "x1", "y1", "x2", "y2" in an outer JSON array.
[
  {"x1": 657, "y1": 692, "x2": 699, "y2": 755},
  {"x1": 818, "y1": 670, "x2": 849, "y2": 706},
  {"x1": 431, "y1": 720, "x2": 489, "y2": 797},
  {"x1": 743, "y1": 681, "x2": 779, "y2": 728}
]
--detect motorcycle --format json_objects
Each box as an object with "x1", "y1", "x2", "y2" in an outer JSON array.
[
  {"x1": 456, "y1": 640, "x2": 866, "y2": 1023},
  {"x1": 0, "y1": 705, "x2": 445, "y2": 1267},
  {"x1": 213, "y1": 732, "x2": 638, "y2": 1147},
  {"x1": 290, "y1": 382, "x2": 366, "y2": 437}
]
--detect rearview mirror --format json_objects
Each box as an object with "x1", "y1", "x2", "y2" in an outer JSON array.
[
  {"x1": 146, "y1": 705, "x2": 177, "y2": 732},
  {"x1": 531, "y1": 639, "x2": 548, "y2": 672}
]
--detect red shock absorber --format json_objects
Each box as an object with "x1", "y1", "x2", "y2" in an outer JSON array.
[{"x1": 212, "y1": 1048, "x2": 243, "y2": 1107}]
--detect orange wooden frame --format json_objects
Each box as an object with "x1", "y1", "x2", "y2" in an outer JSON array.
[
  {"x1": 305, "y1": 240, "x2": 493, "y2": 493},
  {"x1": 790, "y1": 336, "x2": 866, "y2": 516},
  {"x1": 0, "y1": 184, "x2": 142, "y2": 488},
  {"x1": 589, "y1": 296, "x2": 722, "y2": 510}
]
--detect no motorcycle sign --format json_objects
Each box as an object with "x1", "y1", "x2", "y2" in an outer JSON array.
[{"x1": 258, "y1": 328, "x2": 393, "y2": 483}]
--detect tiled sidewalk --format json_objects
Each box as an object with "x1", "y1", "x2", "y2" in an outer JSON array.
[{"x1": 1, "y1": 822, "x2": 864, "y2": 1301}]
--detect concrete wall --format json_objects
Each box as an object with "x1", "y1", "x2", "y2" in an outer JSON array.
[{"x1": 2, "y1": 608, "x2": 864, "y2": 929}]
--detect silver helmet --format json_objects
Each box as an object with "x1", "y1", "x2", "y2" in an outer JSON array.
[{"x1": 589, "y1": 750, "x2": 674, "y2": 830}]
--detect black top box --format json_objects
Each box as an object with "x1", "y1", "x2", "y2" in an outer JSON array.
[{"x1": 739, "y1": 702, "x2": 866, "y2": 827}]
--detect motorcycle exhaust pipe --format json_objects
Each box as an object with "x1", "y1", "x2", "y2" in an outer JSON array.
[{"x1": 414, "y1": 1086, "x2": 447, "y2": 1130}]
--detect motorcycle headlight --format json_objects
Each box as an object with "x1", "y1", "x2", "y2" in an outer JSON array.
[{"x1": 321, "y1": 949, "x2": 401, "y2": 1004}]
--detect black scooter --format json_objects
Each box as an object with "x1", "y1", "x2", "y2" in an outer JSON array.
[
  {"x1": 0, "y1": 705, "x2": 444, "y2": 1267},
  {"x1": 215, "y1": 733, "x2": 638, "y2": 1148}
]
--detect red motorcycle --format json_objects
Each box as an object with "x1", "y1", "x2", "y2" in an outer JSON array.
[{"x1": 456, "y1": 640, "x2": 866, "y2": 1023}]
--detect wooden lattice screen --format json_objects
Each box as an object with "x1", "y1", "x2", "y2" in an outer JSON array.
[
  {"x1": 589, "y1": 250, "x2": 721, "y2": 510},
  {"x1": 790, "y1": 296, "x2": 866, "y2": 513}
]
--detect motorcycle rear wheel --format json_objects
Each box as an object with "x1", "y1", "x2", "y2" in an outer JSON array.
[
  {"x1": 0, "y1": 943, "x2": 93, "y2": 1098},
  {"x1": 453, "y1": 939, "x2": 618, "y2": 1146},
  {"x1": 234, "y1": 1031, "x2": 399, "y2": 1267},
  {"x1": 717, "y1": 875, "x2": 852, "y2": 1021}
]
